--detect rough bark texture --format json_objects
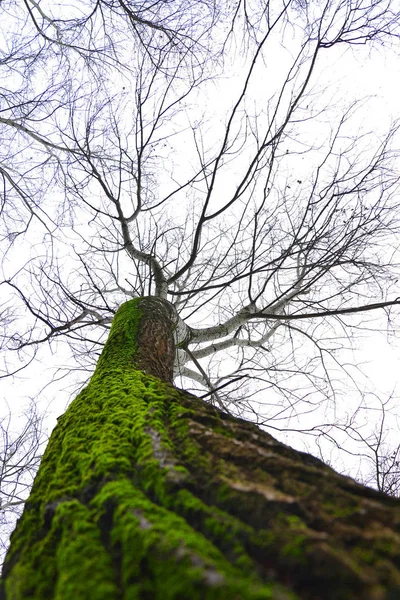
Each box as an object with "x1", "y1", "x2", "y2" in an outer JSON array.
[
  {"x1": 1, "y1": 298, "x2": 400, "y2": 599},
  {"x1": 98, "y1": 296, "x2": 177, "y2": 383}
]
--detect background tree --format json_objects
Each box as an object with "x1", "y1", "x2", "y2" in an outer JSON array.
[
  {"x1": 1, "y1": 0, "x2": 400, "y2": 555},
  {"x1": 355, "y1": 397, "x2": 400, "y2": 497},
  {"x1": 0, "y1": 402, "x2": 44, "y2": 564}
]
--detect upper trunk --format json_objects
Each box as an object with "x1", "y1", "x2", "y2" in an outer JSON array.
[
  {"x1": 97, "y1": 296, "x2": 177, "y2": 383},
  {"x1": 1, "y1": 298, "x2": 400, "y2": 600}
]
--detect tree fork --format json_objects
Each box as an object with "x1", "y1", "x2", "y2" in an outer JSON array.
[{"x1": 1, "y1": 299, "x2": 400, "y2": 599}]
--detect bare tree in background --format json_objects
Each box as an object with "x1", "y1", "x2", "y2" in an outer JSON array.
[
  {"x1": 0, "y1": 402, "x2": 44, "y2": 564},
  {"x1": 1, "y1": 0, "x2": 400, "y2": 494},
  {"x1": 369, "y1": 443, "x2": 400, "y2": 498},
  {"x1": 376, "y1": 446, "x2": 400, "y2": 497},
  {"x1": 355, "y1": 397, "x2": 400, "y2": 497}
]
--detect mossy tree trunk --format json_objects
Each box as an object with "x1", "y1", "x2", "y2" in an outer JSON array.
[{"x1": 1, "y1": 298, "x2": 400, "y2": 600}]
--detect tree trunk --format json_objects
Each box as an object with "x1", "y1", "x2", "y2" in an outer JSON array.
[{"x1": 1, "y1": 298, "x2": 400, "y2": 600}]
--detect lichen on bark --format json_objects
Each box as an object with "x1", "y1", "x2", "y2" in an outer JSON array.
[{"x1": 1, "y1": 298, "x2": 400, "y2": 600}]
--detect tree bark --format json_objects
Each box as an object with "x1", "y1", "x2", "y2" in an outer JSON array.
[{"x1": 1, "y1": 298, "x2": 400, "y2": 600}]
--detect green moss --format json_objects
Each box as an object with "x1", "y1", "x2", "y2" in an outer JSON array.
[
  {"x1": 352, "y1": 547, "x2": 376, "y2": 565},
  {"x1": 281, "y1": 536, "x2": 307, "y2": 560},
  {"x1": 95, "y1": 298, "x2": 143, "y2": 374},
  {"x1": 374, "y1": 535, "x2": 399, "y2": 557},
  {"x1": 91, "y1": 480, "x2": 272, "y2": 599},
  {"x1": 279, "y1": 515, "x2": 307, "y2": 530},
  {"x1": 323, "y1": 498, "x2": 360, "y2": 519}
]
